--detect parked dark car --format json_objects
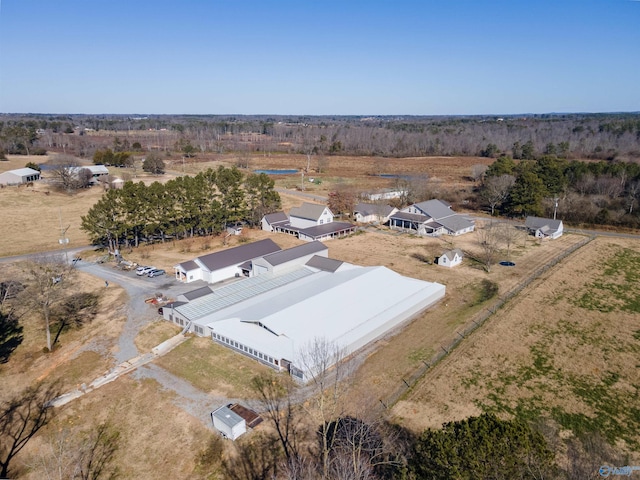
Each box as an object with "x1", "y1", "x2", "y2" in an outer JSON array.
[{"x1": 148, "y1": 269, "x2": 166, "y2": 278}]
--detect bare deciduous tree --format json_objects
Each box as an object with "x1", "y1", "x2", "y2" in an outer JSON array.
[
  {"x1": 626, "y1": 180, "x2": 640, "y2": 214},
  {"x1": 495, "y1": 222, "x2": 522, "y2": 260},
  {"x1": 0, "y1": 382, "x2": 59, "y2": 479},
  {"x1": 481, "y1": 174, "x2": 515, "y2": 216},
  {"x1": 222, "y1": 433, "x2": 281, "y2": 480},
  {"x1": 250, "y1": 373, "x2": 302, "y2": 468},
  {"x1": 47, "y1": 154, "x2": 83, "y2": 192},
  {"x1": 475, "y1": 222, "x2": 500, "y2": 272},
  {"x1": 29, "y1": 422, "x2": 120, "y2": 480},
  {"x1": 471, "y1": 164, "x2": 488, "y2": 182},
  {"x1": 299, "y1": 337, "x2": 350, "y2": 478},
  {"x1": 20, "y1": 254, "x2": 75, "y2": 352}
]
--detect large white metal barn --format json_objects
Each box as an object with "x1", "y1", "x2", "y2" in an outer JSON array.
[{"x1": 163, "y1": 250, "x2": 445, "y2": 381}]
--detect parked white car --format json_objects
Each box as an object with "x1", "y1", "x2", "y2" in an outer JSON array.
[{"x1": 136, "y1": 266, "x2": 156, "y2": 276}]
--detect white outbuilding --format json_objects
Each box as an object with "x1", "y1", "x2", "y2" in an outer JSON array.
[
  {"x1": 211, "y1": 406, "x2": 246, "y2": 440},
  {"x1": 437, "y1": 248, "x2": 463, "y2": 268},
  {"x1": 0, "y1": 167, "x2": 41, "y2": 185},
  {"x1": 164, "y1": 243, "x2": 446, "y2": 382}
]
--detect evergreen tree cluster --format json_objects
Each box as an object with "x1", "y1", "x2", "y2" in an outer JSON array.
[
  {"x1": 481, "y1": 155, "x2": 640, "y2": 224},
  {"x1": 81, "y1": 166, "x2": 280, "y2": 251}
]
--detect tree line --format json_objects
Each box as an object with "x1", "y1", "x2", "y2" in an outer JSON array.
[
  {"x1": 476, "y1": 155, "x2": 640, "y2": 227},
  {"x1": 2, "y1": 113, "x2": 639, "y2": 162},
  {"x1": 208, "y1": 340, "x2": 623, "y2": 480},
  {"x1": 80, "y1": 166, "x2": 281, "y2": 251}
]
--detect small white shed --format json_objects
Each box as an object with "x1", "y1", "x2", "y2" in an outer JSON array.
[
  {"x1": 437, "y1": 248, "x2": 463, "y2": 268},
  {"x1": 211, "y1": 406, "x2": 246, "y2": 440}
]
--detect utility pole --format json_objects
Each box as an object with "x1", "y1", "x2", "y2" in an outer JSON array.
[{"x1": 58, "y1": 209, "x2": 70, "y2": 263}]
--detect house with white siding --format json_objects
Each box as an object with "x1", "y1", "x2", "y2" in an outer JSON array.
[
  {"x1": 437, "y1": 248, "x2": 464, "y2": 268},
  {"x1": 289, "y1": 203, "x2": 334, "y2": 228},
  {"x1": 353, "y1": 203, "x2": 397, "y2": 224},
  {"x1": 261, "y1": 203, "x2": 356, "y2": 242},
  {"x1": 389, "y1": 199, "x2": 475, "y2": 237},
  {"x1": 173, "y1": 238, "x2": 281, "y2": 283},
  {"x1": 525, "y1": 217, "x2": 563, "y2": 239}
]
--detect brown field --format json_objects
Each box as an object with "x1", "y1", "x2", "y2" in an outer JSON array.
[
  {"x1": 2, "y1": 152, "x2": 638, "y2": 476},
  {"x1": 392, "y1": 236, "x2": 640, "y2": 460},
  {"x1": 0, "y1": 152, "x2": 488, "y2": 257}
]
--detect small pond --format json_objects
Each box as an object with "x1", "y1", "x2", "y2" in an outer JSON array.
[{"x1": 253, "y1": 169, "x2": 299, "y2": 175}]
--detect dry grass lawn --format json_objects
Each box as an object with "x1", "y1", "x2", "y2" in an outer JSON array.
[
  {"x1": 391, "y1": 236, "x2": 640, "y2": 460},
  {"x1": 2, "y1": 151, "x2": 637, "y2": 476}
]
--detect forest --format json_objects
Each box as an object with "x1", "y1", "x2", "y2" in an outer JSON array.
[
  {"x1": 1, "y1": 112, "x2": 640, "y2": 161},
  {"x1": 80, "y1": 166, "x2": 281, "y2": 251}
]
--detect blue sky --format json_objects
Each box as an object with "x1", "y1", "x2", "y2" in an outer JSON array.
[{"x1": 0, "y1": 0, "x2": 638, "y2": 115}]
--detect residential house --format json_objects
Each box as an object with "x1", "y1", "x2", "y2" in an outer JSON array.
[
  {"x1": 525, "y1": 216, "x2": 564, "y2": 239},
  {"x1": 353, "y1": 203, "x2": 397, "y2": 224},
  {"x1": 364, "y1": 189, "x2": 407, "y2": 201},
  {"x1": 389, "y1": 199, "x2": 475, "y2": 236},
  {"x1": 261, "y1": 202, "x2": 356, "y2": 242},
  {"x1": 261, "y1": 211, "x2": 289, "y2": 232},
  {"x1": 289, "y1": 202, "x2": 333, "y2": 229}
]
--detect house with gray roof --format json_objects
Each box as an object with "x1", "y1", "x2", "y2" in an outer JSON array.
[
  {"x1": 0, "y1": 167, "x2": 41, "y2": 185},
  {"x1": 353, "y1": 203, "x2": 398, "y2": 224},
  {"x1": 261, "y1": 202, "x2": 356, "y2": 242},
  {"x1": 261, "y1": 211, "x2": 289, "y2": 232},
  {"x1": 437, "y1": 248, "x2": 464, "y2": 268},
  {"x1": 289, "y1": 202, "x2": 334, "y2": 229},
  {"x1": 525, "y1": 216, "x2": 563, "y2": 239},
  {"x1": 389, "y1": 199, "x2": 475, "y2": 237},
  {"x1": 174, "y1": 238, "x2": 281, "y2": 284}
]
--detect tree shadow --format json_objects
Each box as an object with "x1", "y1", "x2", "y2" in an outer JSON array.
[{"x1": 0, "y1": 310, "x2": 23, "y2": 364}]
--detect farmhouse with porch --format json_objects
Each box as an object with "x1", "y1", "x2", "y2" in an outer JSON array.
[
  {"x1": 261, "y1": 202, "x2": 356, "y2": 242},
  {"x1": 389, "y1": 199, "x2": 475, "y2": 236},
  {"x1": 353, "y1": 203, "x2": 398, "y2": 224}
]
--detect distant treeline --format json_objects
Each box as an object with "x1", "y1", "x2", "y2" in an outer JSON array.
[
  {"x1": 1, "y1": 112, "x2": 639, "y2": 160},
  {"x1": 474, "y1": 155, "x2": 640, "y2": 228},
  {"x1": 80, "y1": 167, "x2": 280, "y2": 250}
]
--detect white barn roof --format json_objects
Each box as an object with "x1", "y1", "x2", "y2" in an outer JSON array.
[{"x1": 201, "y1": 264, "x2": 445, "y2": 377}]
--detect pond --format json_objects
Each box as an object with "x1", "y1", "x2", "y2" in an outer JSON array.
[
  {"x1": 253, "y1": 169, "x2": 299, "y2": 175},
  {"x1": 499, "y1": 261, "x2": 516, "y2": 267}
]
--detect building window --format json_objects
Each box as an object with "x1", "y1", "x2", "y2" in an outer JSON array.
[{"x1": 319, "y1": 219, "x2": 324, "y2": 224}]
